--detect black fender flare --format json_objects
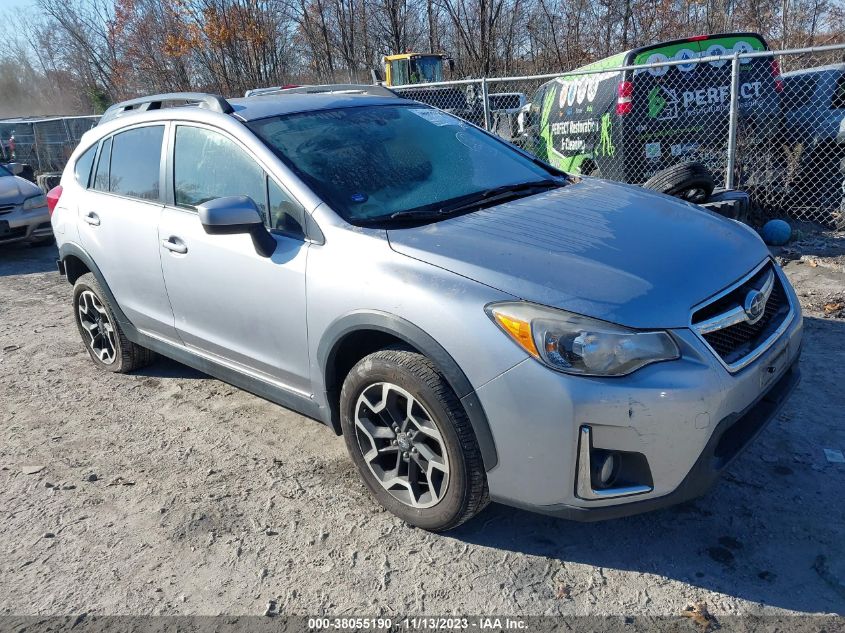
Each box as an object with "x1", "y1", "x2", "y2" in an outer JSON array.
[
  {"x1": 59, "y1": 242, "x2": 135, "y2": 332},
  {"x1": 318, "y1": 310, "x2": 498, "y2": 471}
]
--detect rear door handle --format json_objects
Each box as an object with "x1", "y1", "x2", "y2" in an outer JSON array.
[
  {"x1": 161, "y1": 236, "x2": 188, "y2": 254},
  {"x1": 83, "y1": 211, "x2": 100, "y2": 226}
]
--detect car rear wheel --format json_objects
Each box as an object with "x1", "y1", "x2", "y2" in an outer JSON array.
[
  {"x1": 72, "y1": 273, "x2": 156, "y2": 373},
  {"x1": 340, "y1": 348, "x2": 489, "y2": 531}
]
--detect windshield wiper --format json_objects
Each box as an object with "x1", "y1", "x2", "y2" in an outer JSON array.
[{"x1": 388, "y1": 179, "x2": 564, "y2": 222}]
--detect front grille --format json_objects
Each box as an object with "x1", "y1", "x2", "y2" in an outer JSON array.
[
  {"x1": 0, "y1": 205, "x2": 14, "y2": 215},
  {"x1": 692, "y1": 263, "x2": 792, "y2": 367}
]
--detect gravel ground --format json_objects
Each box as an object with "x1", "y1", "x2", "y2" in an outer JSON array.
[{"x1": 1, "y1": 237, "x2": 844, "y2": 618}]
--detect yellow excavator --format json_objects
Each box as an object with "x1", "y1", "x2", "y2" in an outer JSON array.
[
  {"x1": 378, "y1": 53, "x2": 454, "y2": 87},
  {"x1": 373, "y1": 52, "x2": 480, "y2": 125}
]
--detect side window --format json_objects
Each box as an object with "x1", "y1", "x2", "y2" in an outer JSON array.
[
  {"x1": 109, "y1": 126, "x2": 164, "y2": 200},
  {"x1": 390, "y1": 59, "x2": 409, "y2": 86},
  {"x1": 92, "y1": 137, "x2": 112, "y2": 192},
  {"x1": 174, "y1": 126, "x2": 267, "y2": 220},
  {"x1": 832, "y1": 75, "x2": 845, "y2": 110},
  {"x1": 268, "y1": 178, "x2": 305, "y2": 238},
  {"x1": 74, "y1": 145, "x2": 97, "y2": 188}
]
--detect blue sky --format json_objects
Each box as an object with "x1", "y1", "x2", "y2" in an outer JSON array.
[{"x1": 3, "y1": 0, "x2": 38, "y2": 11}]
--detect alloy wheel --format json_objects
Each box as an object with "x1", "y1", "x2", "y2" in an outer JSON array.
[
  {"x1": 77, "y1": 290, "x2": 117, "y2": 364},
  {"x1": 354, "y1": 382, "x2": 450, "y2": 509}
]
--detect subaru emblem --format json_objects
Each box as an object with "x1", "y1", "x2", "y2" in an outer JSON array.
[{"x1": 744, "y1": 289, "x2": 767, "y2": 324}]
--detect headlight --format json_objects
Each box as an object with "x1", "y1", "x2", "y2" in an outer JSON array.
[
  {"x1": 23, "y1": 194, "x2": 47, "y2": 210},
  {"x1": 486, "y1": 301, "x2": 679, "y2": 376}
]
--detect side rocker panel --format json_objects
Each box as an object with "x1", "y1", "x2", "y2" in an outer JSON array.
[{"x1": 58, "y1": 242, "x2": 324, "y2": 423}]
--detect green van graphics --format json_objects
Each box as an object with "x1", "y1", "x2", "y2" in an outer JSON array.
[{"x1": 526, "y1": 33, "x2": 781, "y2": 184}]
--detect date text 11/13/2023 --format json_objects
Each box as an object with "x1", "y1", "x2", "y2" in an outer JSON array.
[{"x1": 307, "y1": 617, "x2": 529, "y2": 630}]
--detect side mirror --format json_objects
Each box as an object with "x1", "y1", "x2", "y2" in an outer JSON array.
[
  {"x1": 8, "y1": 162, "x2": 24, "y2": 176},
  {"x1": 197, "y1": 196, "x2": 276, "y2": 258}
]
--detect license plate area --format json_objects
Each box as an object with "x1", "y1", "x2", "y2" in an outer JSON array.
[
  {"x1": 0, "y1": 220, "x2": 9, "y2": 236},
  {"x1": 760, "y1": 346, "x2": 788, "y2": 390}
]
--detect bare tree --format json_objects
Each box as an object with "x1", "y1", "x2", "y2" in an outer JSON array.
[{"x1": 0, "y1": 0, "x2": 843, "y2": 116}]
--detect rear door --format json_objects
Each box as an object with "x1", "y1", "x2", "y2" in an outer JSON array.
[{"x1": 76, "y1": 123, "x2": 178, "y2": 340}]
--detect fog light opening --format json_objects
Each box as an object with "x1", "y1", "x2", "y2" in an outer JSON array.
[
  {"x1": 576, "y1": 426, "x2": 654, "y2": 500},
  {"x1": 592, "y1": 450, "x2": 620, "y2": 489}
]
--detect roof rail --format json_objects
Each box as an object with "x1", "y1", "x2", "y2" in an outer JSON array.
[
  {"x1": 244, "y1": 84, "x2": 398, "y2": 98},
  {"x1": 99, "y1": 92, "x2": 234, "y2": 126}
]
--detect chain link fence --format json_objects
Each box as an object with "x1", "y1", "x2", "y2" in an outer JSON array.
[
  {"x1": 393, "y1": 43, "x2": 845, "y2": 229},
  {"x1": 0, "y1": 116, "x2": 100, "y2": 178}
]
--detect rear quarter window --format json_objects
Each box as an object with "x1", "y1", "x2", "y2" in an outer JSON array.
[
  {"x1": 74, "y1": 145, "x2": 97, "y2": 187},
  {"x1": 92, "y1": 137, "x2": 112, "y2": 192}
]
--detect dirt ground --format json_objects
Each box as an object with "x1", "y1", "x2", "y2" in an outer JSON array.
[{"x1": 1, "y1": 228, "x2": 844, "y2": 618}]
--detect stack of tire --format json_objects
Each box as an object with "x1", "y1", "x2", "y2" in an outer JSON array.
[{"x1": 641, "y1": 162, "x2": 749, "y2": 223}]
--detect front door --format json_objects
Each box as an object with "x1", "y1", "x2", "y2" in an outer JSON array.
[{"x1": 157, "y1": 123, "x2": 311, "y2": 393}]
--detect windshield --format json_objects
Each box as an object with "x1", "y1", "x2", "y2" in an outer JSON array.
[
  {"x1": 249, "y1": 105, "x2": 558, "y2": 224},
  {"x1": 0, "y1": 164, "x2": 11, "y2": 177},
  {"x1": 411, "y1": 57, "x2": 443, "y2": 83}
]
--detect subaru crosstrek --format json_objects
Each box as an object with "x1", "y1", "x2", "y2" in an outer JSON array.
[{"x1": 48, "y1": 89, "x2": 802, "y2": 531}]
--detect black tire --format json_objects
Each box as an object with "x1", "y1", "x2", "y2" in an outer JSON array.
[
  {"x1": 340, "y1": 348, "x2": 489, "y2": 531},
  {"x1": 72, "y1": 273, "x2": 156, "y2": 373},
  {"x1": 643, "y1": 162, "x2": 715, "y2": 203}
]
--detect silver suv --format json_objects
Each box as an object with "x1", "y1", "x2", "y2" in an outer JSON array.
[{"x1": 50, "y1": 90, "x2": 802, "y2": 531}]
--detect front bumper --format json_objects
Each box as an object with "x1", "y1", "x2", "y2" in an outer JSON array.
[
  {"x1": 471, "y1": 292, "x2": 803, "y2": 520},
  {"x1": 505, "y1": 357, "x2": 800, "y2": 521},
  {"x1": 0, "y1": 205, "x2": 51, "y2": 244}
]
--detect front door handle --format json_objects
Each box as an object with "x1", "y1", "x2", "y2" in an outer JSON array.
[
  {"x1": 83, "y1": 211, "x2": 100, "y2": 226},
  {"x1": 161, "y1": 236, "x2": 188, "y2": 254}
]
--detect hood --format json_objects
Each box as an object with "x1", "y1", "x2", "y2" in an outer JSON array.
[
  {"x1": 0, "y1": 175, "x2": 40, "y2": 205},
  {"x1": 387, "y1": 179, "x2": 768, "y2": 329}
]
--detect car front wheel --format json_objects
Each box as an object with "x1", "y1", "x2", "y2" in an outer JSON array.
[{"x1": 340, "y1": 348, "x2": 489, "y2": 531}]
